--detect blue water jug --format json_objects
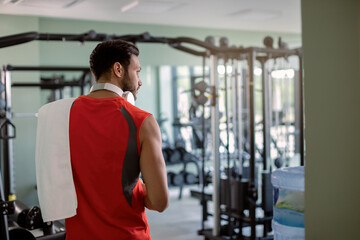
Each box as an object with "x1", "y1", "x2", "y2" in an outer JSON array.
[{"x1": 271, "y1": 166, "x2": 304, "y2": 240}]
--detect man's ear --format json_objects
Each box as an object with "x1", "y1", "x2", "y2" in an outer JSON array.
[{"x1": 113, "y1": 62, "x2": 123, "y2": 78}]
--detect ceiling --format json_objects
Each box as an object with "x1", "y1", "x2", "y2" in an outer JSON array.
[{"x1": 0, "y1": 0, "x2": 301, "y2": 33}]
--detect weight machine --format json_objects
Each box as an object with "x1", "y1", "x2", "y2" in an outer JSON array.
[
  {"x1": 0, "y1": 64, "x2": 92, "y2": 239},
  {"x1": 0, "y1": 30, "x2": 304, "y2": 240},
  {"x1": 162, "y1": 35, "x2": 303, "y2": 239}
]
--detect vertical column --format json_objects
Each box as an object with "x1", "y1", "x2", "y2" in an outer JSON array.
[
  {"x1": 232, "y1": 59, "x2": 243, "y2": 175},
  {"x1": 224, "y1": 58, "x2": 233, "y2": 238},
  {"x1": 210, "y1": 55, "x2": 220, "y2": 236},
  {"x1": 2, "y1": 69, "x2": 15, "y2": 201},
  {"x1": 171, "y1": 66, "x2": 178, "y2": 144},
  {"x1": 261, "y1": 58, "x2": 274, "y2": 236},
  {"x1": 261, "y1": 59, "x2": 271, "y2": 170},
  {"x1": 0, "y1": 174, "x2": 10, "y2": 240},
  {"x1": 154, "y1": 66, "x2": 161, "y2": 119},
  {"x1": 0, "y1": 68, "x2": 10, "y2": 240},
  {"x1": 201, "y1": 56, "x2": 207, "y2": 232},
  {"x1": 247, "y1": 50, "x2": 257, "y2": 239},
  {"x1": 297, "y1": 53, "x2": 305, "y2": 166}
]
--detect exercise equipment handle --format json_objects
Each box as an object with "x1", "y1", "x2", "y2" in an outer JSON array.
[{"x1": 0, "y1": 119, "x2": 16, "y2": 139}]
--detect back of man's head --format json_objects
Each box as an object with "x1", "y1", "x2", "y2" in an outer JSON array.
[{"x1": 90, "y1": 40, "x2": 139, "y2": 80}]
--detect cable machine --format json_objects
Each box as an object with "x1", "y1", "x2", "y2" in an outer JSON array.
[
  {"x1": 0, "y1": 30, "x2": 304, "y2": 240},
  {"x1": 187, "y1": 37, "x2": 303, "y2": 239}
]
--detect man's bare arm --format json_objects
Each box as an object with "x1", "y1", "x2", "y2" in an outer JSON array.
[{"x1": 139, "y1": 115, "x2": 169, "y2": 212}]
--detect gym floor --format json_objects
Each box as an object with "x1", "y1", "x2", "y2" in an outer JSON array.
[{"x1": 146, "y1": 187, "x2": 204, "y2": 240}]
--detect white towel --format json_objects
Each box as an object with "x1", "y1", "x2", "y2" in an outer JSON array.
[{"x1": 35, "y1": 98, "x2": 77, "y2": 222}]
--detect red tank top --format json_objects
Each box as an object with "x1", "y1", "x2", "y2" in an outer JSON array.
[{"x1": 65, "y1": 95, "x2": 152, "y2": 240}]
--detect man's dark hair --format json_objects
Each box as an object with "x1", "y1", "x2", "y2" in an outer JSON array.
[{"x1": 90, "y1": 40, "x2": 139, "y2": 80}]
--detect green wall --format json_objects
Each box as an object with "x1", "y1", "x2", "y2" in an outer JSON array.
[
  {"x1": 0, "y1": 14, "x2": 41, "y2": 205},
  {"x1": 302, "y1": 0, "x2": 360, "y2": 239}
]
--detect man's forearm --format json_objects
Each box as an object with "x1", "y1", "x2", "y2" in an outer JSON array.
[{"x1": 141, "y1": 182, "x2": 155, "y2": 210}]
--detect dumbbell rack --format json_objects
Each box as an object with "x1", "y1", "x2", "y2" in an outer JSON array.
[{"x1": 163, "y1": 147, "x2": 201, "y2": 199}]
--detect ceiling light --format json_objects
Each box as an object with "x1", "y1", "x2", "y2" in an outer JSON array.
[
  {"x1": 121, "y1": 1, "x2": 184, "y2": 14},
  {"x1": 3, "y1": 0, "x2": 83, "y2": 8},
  {"x1": 232, "y1": 9, "x2": 282, "y2": 21},
  {"x1": 121, "y1": 0, "x2": 139, "y2": 13},
  {"x1": 3, "y1": 0, "x2": 23, "y2": 4}
]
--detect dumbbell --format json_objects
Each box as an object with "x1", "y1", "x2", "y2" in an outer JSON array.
[
  {"x1": 183, "y1": 171, "x2": 198, "y2": 185},
  {"x1": 11, "y1": 200, "x2": 44, "y2": 230},
  {"x1": 178, "y1": 147, "x2": 193, "y2": 162},
  {"x1": 168, "y1": 148, "x2": 182, "y2": 163},
  {"x1": 167, "y1": 171, "x2": 184, "y2": 186},
  {"x1": 169, "y1": 147, "x2": 192, "y2": 163},
  {"x1": 162, "y1": 147, "x2": 174, "y2": 163}
]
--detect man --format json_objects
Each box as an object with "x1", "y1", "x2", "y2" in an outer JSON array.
[{"x1": 65, "y1": 40, "x2": 169, "y2": 239}]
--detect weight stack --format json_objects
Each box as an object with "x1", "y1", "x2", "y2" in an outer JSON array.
[{"x1": 220, "y1": 178, "x2": 249, "y2": 213}]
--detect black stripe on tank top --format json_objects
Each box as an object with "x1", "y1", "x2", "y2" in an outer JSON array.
[{"x1": 120, "y1": 106, "x2": 140, "y2": 208}]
